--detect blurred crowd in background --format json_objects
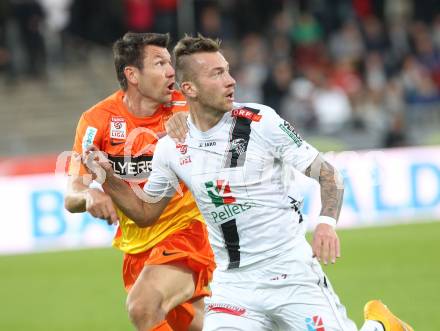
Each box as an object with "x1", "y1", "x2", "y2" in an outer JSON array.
[{"x1": 0, "y1": 0, "x2": 439, "y2": 152}]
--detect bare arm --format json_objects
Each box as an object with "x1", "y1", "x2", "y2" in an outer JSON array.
[
  {"x1": 100, "y1": 164, "x2": 171, "y2": 227},
  {"x1": 304, "y1": 154, "x2": 344, "y2": 265},
  {"x1": 65, "y1": 175, "x2": 92, "y2": 212},
  {"x1": 305, "y1": 154, "x2": 344, "y2": 220},
  {"x1": 64, "y1": 154, "x2": 118, "y2": 224}
]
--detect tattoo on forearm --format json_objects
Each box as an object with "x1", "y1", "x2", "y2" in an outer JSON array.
[{"x1": 305, "y1": 158, "x2": 344, "y2": 220}]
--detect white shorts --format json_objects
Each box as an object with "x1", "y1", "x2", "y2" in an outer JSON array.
[{"x1": 203, "y1": 239, "x2": 357, "y2": 331}]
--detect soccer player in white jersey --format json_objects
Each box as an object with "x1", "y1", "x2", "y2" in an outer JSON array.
[{"x1": 86, "y1": 35, "x2": 413, "y2": 331}]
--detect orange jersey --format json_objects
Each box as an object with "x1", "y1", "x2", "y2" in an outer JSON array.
[{"x1": 70, "y1": 90, "x2": 203, "y2": 254}]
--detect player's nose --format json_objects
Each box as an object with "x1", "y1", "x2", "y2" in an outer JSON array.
[
  {"x1": 166, "y1": 64, "x2": 175, "y2": 78},
  {"x1": 225, "y1": 71, "x2": 236, "y2": 87}
]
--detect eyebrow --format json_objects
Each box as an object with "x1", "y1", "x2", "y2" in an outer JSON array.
[
  {"x1": 210, "y1": 64, "x2": 229, "y2": 73},
  {"x1": 152, "y1": 55, "x2": 171, "y2": 62}
]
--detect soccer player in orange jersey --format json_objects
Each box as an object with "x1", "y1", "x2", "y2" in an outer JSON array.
[{"x1": 64, "y1": 32, "x2": 215, "y2": 331}]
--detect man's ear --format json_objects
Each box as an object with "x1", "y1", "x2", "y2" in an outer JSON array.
[
  {"x1": 124, "y1": 66, "x2": 138, "y2": 86},
  {"x1": 180, "y1": 81, "x2": 198, "y2": 99}
]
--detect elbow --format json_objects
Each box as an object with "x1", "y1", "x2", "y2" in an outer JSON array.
[
  {"x1": 135, "y1": 217, "x2": 156, "y2": 228},
  {"x1": 132, "y1": 212, "x2": 158, "y2": 228},
  {"x1": 135, "y1": 217, "x2": 153, "y2": 228},
  {"x1": 128, "y1": 201, "x2": 162, "y2": 228}
]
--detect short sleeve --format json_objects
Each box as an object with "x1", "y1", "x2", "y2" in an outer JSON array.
[
  {"x1": 69, "y1": 111, "x2": 104, "y2": 176},
  {"x1": 143, "y1": 138, "x2": 179, "y2": 198},
  {"x1": 257, "y1": 104, "x2": 319, "y2": 173}
]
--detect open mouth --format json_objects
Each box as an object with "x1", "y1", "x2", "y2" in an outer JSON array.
[{"x1": 167, "y1": 82, "x2": 175, "y2": 92}]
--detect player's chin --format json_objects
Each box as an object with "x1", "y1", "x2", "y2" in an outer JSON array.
[
  {"x1": 160, "y1": 93, "x2": 173, "y2": 103},
  {"x1": 223, "y1": 100, "x2": 234, "y2": 112}
]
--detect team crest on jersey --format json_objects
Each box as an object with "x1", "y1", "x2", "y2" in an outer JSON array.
[
  {"x1": 229, "y1": 138, "x2": 247, "y2": 156},
  {"x1": 110, "y1": 117, "x2": 126, "y2": 139},
  {"x1": 231, "y1": 108, "x2": 262, "y2": 122},
  {"x1": 305, "y1": 315, "x2": 326, "y2": 331},
  {"x1": 176, "y1": 143, "x2": 188, "y2": 154}
]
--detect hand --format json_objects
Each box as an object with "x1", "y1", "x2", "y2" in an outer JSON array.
[
  {"x1": 312, "y1": 223, "x2": 340, "y2": 265},
  {"x1": 82, "y1": 145, "x2": 113, "y2": 183},
  {"x1": 85, "y1": 188, "x2": 119, "y2": 225},
  {"x1": 165, "y1": 111, "x2": 188, "y2": 143}
]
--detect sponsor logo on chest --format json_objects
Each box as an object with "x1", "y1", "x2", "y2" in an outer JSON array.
[
  {"x1": 205, "y1": 180, "x2": 253, "y2": 223},
  {"x1": 176, "y1": 143, "x2": 188, "y2": 154},
  {"x1": 110, "y1": 117, "x2": 127, "y2": 139},
  {"x1": 108, "y1": 155, "x2": 153, "y2": 178}
]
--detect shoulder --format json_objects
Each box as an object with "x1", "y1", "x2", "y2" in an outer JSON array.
[
  {"x1": 81, "y1": 91, "x2": 121, "y2": 126},
  {"x1": 231, "y1": 102, "x2": 282, "y2": 134},
  {"x1": 232, "y1": 102, "x2": 279, "y2": 121},
  {"x1": 155, "y1": 135, "x2": 177, "y2": 151}
]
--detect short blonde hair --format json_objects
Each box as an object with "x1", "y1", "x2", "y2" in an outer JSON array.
[{"x1": 173, "y1": 34, "x2": 221, "y2": 83}]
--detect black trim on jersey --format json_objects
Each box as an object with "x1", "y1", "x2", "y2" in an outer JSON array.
[
  {"x1": 220, "y1": 219, "x2": 241, "y2": 269},
  {"x1": 107, "y1": 155, "x2": 153, "y2": 179},
  {"x1": 224, "y1": 107, "x2": 260, "y2": 168}
]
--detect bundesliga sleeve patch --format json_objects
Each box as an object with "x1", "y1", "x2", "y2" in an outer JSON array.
[
  {"x1": 82, "y1": 126, "x2": 98, "y2": 150},
  {"x1": 278, "y1": 120, "x2": 303, "y2": 147}
]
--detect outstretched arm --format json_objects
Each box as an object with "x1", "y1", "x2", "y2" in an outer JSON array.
[
  {"x1": 83, "y1": 147, "x2": 172, "y2": 228},
  {"x1": 305, "y1": 154, "x2": 344, "y2": 265},
  {"x1": 102, "y1": 168, "x2": 171, "y2": 227}
]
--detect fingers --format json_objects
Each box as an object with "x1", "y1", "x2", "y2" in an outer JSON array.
[
  {"x1": 104, "y1": 203, "x2": 119, "y2": 225},
  {"x1": 88, "y1": 203, "x2": 117, "y2": 225},
  {"x1": 81, "y1": 148, "x2": 112, "y2": 184},
  {"x1": 312, "y1": 224, "x2": 340, "y2": 265},
  {"x1": 313, "y1": 237, "x2": 331, "y2": 265},
  {"x1": 312, "y1": 237, "x2": 321, "y2": 262},
  {"x1": 97, "y1": 160, "x2": 113, "y2": 172},
  {"x1": 84, "y1": 145, "x2": 99, "y2": 153},
  {"x1": 336, "y1": 236, "x2": 341, "y2": 259},
  {"x1": 85, "y1": 189, "x2": 118, "y2": 225},
  {"x1": 328, "y1": 237, "x2": 335, "y2": 264},
  {"x1": 165, "y1": 112, "x2": 189, "y2": 143}
]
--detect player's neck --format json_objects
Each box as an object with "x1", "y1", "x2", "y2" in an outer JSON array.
[
  {"x1": 123, "y1": 91, "x2": 161, "y2": 118},
  {"x1": 189, "y1": 102, "x2": 226, "y2": 132}
]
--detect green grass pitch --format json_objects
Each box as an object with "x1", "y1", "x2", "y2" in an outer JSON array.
[{"x1": 0, "y1": 221, "x2": 439, "y2": 330}]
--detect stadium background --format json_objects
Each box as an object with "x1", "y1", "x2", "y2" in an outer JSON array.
[{"x1": 0, "y1": 0, "x2": 439, "y2": 330}]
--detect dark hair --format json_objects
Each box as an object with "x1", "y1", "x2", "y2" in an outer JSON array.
[
  {"x1": 173, "y1": 34, "x2": 221, "y2": 83},
  {"x1": 113, "y1": 32, "x2": 170, "y2": 90}
]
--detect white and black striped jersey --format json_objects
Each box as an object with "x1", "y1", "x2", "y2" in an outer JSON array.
[{"x1": 144, "y1": 103, "x2": 319, "y2": 271}]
